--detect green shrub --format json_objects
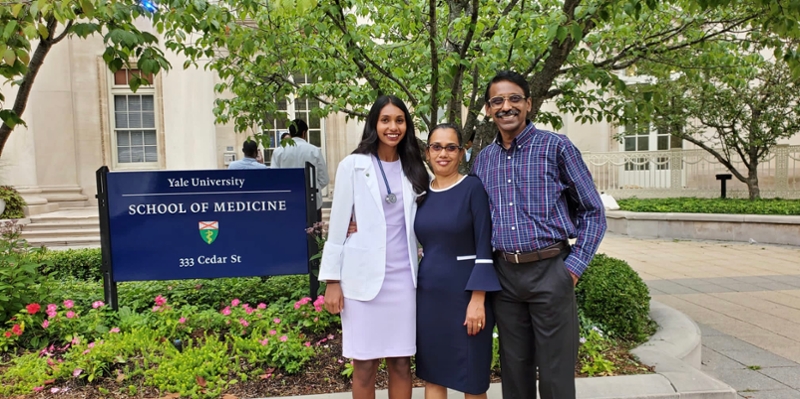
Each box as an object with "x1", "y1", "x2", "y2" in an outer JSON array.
[
  {"x1": 0, "y1": 186, "x2": 26, "y2": 219},
  {"x1": 0, "y1": 222, "x2": 48, "y2": 324},
  {"x1": 576, "y1": 254, "x2": 652, "y2": 342},
  {"x1": 41, "y1": 274, "x2": 312, "y2": 313},
  {"x1": 32, "y1": 248, "x2": 102, "y2": 281},
  {"x1": 617, "y1": 197, "x2": 800, "y2": 215}
]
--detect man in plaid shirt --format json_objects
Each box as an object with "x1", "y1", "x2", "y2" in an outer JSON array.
[{"x1": 472, "y1": 70, "x2": 606, "y2": 399}]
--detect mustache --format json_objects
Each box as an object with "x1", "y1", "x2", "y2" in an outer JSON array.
[{"x1": 495, "y1": 109, "x2": 520, "y2": 118}]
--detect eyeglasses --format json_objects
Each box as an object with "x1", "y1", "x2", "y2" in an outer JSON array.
[
  {"x1": 427, "y1": 144, "x2": 462, "y2": 153},
  {"x1": 487, "y1": 94, "x2": 527, "y2": 108}
]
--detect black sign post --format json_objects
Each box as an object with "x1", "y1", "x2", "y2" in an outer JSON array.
[
  {"x1": 716, "y1": 173, "x2": 733, "y2": 199},
  {"x1": 96, "y1": 167, "x2": 119, "y2": 310},
  {"x1": 304, "y1": 162, "x2": 320, "y2": 299}
]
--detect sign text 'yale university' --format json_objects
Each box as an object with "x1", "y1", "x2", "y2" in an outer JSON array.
[{"x1": 101, "y1": 169, "x2": 311, "y2": 282}]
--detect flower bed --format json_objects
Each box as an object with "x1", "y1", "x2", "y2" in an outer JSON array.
[
  {"x1": 0, "y1": 292, "x2": 651, "y2": 398},
  {"x1": 1, "y1": 224, "x2": 655, "y2": 398}
]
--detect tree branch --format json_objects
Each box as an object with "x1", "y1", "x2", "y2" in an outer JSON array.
[
  {"x1": 428, "y1": 0, "x2": 439, "y2": 126},
  {"x1": 273, "y1": 74, "x2": 369, "y2": 119},
  {"x1": 51, "y1": 20, "x2": 74, "y2": 44},
  {"x1": 0, "y1": 16, "x2": 57, "y2": 155}
]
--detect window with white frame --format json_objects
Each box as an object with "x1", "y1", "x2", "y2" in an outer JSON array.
[
  {"x1": 111, "y1": 69, "x2": 158, "y2": 164},
  {"x1": 623, "y1": 117, "x2": 683, "y2": 171},
  {"x1": 261, "y1": 73, "x2": 324, "y2": 167}
]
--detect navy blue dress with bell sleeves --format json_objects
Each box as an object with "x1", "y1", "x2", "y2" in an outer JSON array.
[{"x1": 414, "y1": 175, "x2": 502, "y2": 394}]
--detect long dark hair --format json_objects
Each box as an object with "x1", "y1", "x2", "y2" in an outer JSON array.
[{"x1": 353, "y1": 95, "x2": 429, "y2": 201}]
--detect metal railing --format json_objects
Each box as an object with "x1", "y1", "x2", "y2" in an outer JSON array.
[{"x1": 582, "y1": 145, "x2": 800, "y2": 199}]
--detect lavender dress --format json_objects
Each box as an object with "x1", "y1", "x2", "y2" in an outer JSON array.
[{"x1": 340, "y1": 158, "x2": 416, "y2": 360}]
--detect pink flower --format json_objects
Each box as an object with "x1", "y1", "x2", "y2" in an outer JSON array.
[
  {"x1": 88, "y1": 342, "x2": 95, "y2": 349},
  {"x1": 33, "y1": 386, "x2": 43, "y2": 392},
  {"x1": 42, "y1": 320, "x2": 49, "y2": 329},
  {"x1": 47, "y1": 303, "x2": 57, "y2": 312},
  {"x1": 239, "y1": 318, "x2": 249, "y2": 327},
  {"x1": 314, "y1": 305, "x2": 323, "y2": 312},
  {"x1": 269, "y1": 330, "x2": 277, "y2": 335},
  {"x1": 154, "y1": 295, "x2": 167, "y2": 306},
  {"x1": 66, "y1": 311, "x2": 75, "y2": 319},
  {"x1": 46, "y1": 310, "x2": 57, "y2": 319},
  {"x1": 273, "y1": 318, "x2": 281, "y2": 324},
  {"x1": 63, "y1": 300, "x2": 74, "y2": 309},
  {"x1": 12, "y1": 324, "x2": 22, "y2": 336},
  {"x1": 178, "y1": 317, "x2": 186, "y2": 324},
  {"x1": 221, "y1": 307, "x2": 231, "y2": 316},
  {"x1": 280, "y1": 335, "x2": 288, "y2": 342},
  {"x1": 82, "y1": 349, "x2": 90, "y2": 355},
  {"x1": 231, "y1": 298, "x2": 241, "y2": 307},
  {"x1": 71, "y1": 337, "x2": 80, "y2": 345},
  {"x1": 257, "y1": 303, "x2": 266, "y2": 309},
  {"x1": 3, "y1": 331, "x2": 11, "y2": 338},
  {"x1": 294, "y1": 302, "x2": 301, "y2": 309},
  {"x1": 73, "y1": 368, "x2": 83, "y2": 377},
  {"x1": 305, "y1": 341, "x2": 311, "y2": 347},
  {"x1": 314, "y1": 317, "x2": 319, "y2": 322},
  {"x1": 152, "y1": 306, "x2": 161, "y2": 312},
  {"x1": 110, "y1": 327, "x2": 120, "y2": 333},
  {"x1": 245, "y1": 307, "x2": 255, "y2": 315},
  {"x1": 260, "y1": 339, "x2": 269, "y2": 346},
  {"x1": 338, "y1": 359, "x2": 344, "y2": 364},
  {"x1": 92, "y1": 301, "x2": 104, "y2": 309}
]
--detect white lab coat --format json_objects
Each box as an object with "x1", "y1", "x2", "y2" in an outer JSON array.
[{"x1": 318, "y1": 154, "x2": 422, "y2": 301}]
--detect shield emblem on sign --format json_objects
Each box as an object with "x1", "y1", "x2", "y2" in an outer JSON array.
[{"x1": 199, "y1": 221, "x2": 219, "y2": 244}]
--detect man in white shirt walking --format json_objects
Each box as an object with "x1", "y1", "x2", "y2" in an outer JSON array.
[
  {"x1": 228, "y1": 140, "x2": 268, "y2": 170},
  {"x1": 271, "y1": 119, "x2": 330, "y2": 219}
]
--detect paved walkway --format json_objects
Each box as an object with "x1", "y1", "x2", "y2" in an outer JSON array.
[{"x1": 599, "y1": 234, "x2": 800, "y2": 399}]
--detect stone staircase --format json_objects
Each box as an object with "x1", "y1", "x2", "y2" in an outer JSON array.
[{"x1": 20, "y1": 208, "x2": 100, "y2": 248}]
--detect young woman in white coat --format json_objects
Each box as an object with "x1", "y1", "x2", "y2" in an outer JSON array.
[{"x1": 320, "y1": 95, "x2": 429, "y2": 399}]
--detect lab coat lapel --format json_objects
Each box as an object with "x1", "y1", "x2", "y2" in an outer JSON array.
[{"x1": 355, "y1": 155, "x2": 385, "y2": 219}]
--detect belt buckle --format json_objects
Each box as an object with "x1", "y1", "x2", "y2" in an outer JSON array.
[{"x1": 513, "y1": 252, "x2": 520, "y2": 263}]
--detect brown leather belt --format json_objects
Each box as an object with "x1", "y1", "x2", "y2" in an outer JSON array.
[{"x1": 495, "y1": 241, "x2": 569, "y2": 264}]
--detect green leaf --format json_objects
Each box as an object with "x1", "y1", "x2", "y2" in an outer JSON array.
[
  {"x1": 556, "y1": 26, "x2": 568, "y2": 44},
  {"x1": 37, "y1": 23, "x2": 50, "y2": 40},
  {"x1": 0, "y1": 110, "x2": 26, "y2": 129},
  {"x1": 3, "y1": 48, "x2": 17, "y2": 65},
  {"x1": 79, "y1": 0, "x2": 96, "y2": 18},
  {"x1": 3, "y1": 21, "x2": 18, "y2": 39},
  {"x1": 570, "y1": 23, "x2": 583, "y2": 42},
  {"x1": 11, "y1": 3, "x2": 24, "y2": 17}
]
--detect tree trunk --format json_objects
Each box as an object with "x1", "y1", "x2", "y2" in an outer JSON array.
[
  {"x1": 0, "y1": 21, "x2": 56, "y2": 158},
  {"x1": 746, "y1": 165, "x2": 760, "y2": 200}
]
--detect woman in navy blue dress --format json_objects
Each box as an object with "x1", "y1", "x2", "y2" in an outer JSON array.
[{"x1": 414, "y1": 123, "x2": 501, "y2": 398}]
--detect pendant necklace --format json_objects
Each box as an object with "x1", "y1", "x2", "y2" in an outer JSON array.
[{"x1": 375, "y1": 155, "x2": 397, "y2": 204}]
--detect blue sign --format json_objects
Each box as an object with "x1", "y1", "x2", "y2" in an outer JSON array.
[{"x1": 105, "y1": 169, "x2": 309, "y2": 282}]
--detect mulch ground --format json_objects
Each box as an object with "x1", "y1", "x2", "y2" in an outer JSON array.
[{"x1": 2, "y1": 334, "x2": 653, "y2": 399}]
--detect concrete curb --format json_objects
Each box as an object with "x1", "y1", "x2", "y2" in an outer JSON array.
[
  {"x1": 252, "y1": 301, "x2": 736, "y2": 399},
  {"x1": 606, "y1": 210, "x2": 800, "y2": 246}
]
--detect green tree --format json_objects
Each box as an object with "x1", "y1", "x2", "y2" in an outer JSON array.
[
  {"x1": 0, "y1": 0, "x2": 219, "y2": 158},
  {"x1": 630, "y1": 46, "x2": 800, "y2": 200},
  {"x1": 158, "y1": 0, "x2": 800, "y2": 157}
]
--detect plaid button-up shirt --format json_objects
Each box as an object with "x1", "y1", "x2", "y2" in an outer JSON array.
[{"x1": 472, "y1": 122, "x2": 606, "y2": 277}]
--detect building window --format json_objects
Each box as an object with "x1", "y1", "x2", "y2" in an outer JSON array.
[
  {"x1": 622, "y1": 119, "x2": 683, "y2": 171},
  {"x1": 623, "y1": 120, "x2": 651, "y2": 171},
  {"x1": 111, "y1": 69, "x2": 158, "y2": 164},
  {"x1": 261, "y1": 73, "x2": 325, "y2": 167}
]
